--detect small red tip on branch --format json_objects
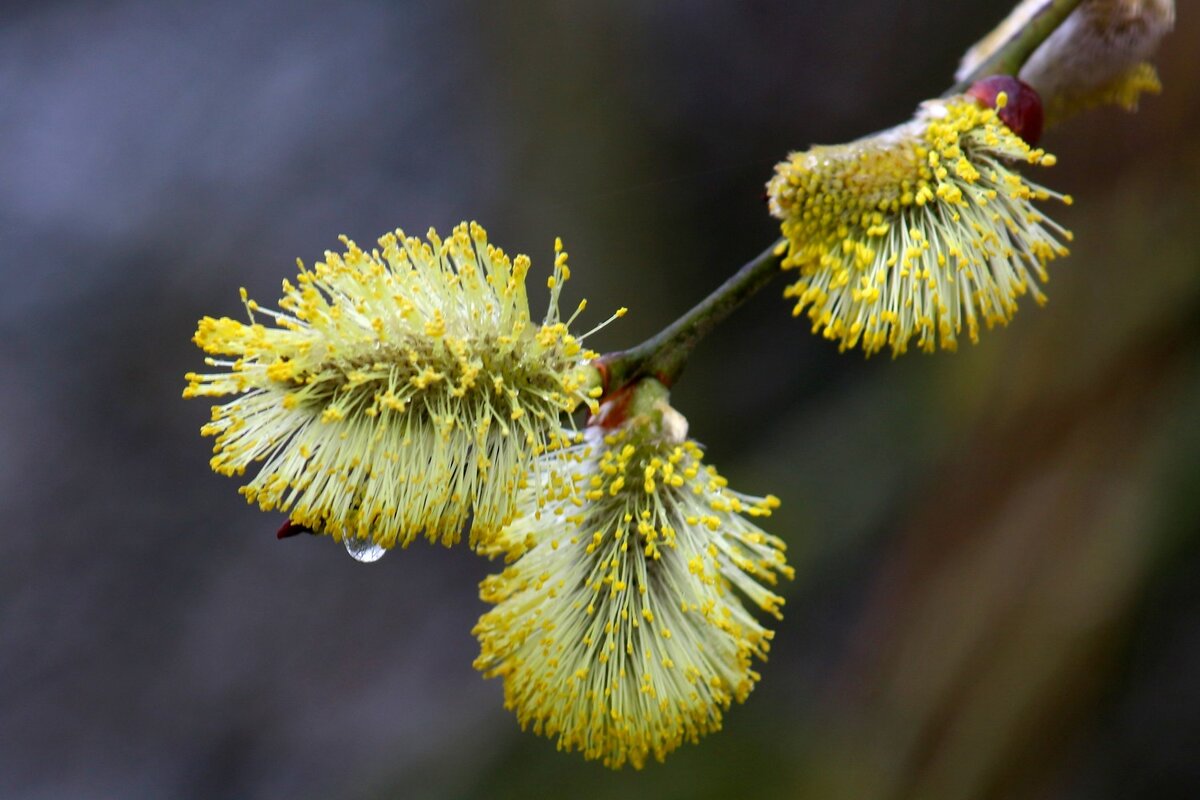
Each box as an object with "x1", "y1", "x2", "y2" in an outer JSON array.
[
  {"x1": 592, "y1": 358, "x2": 612, "y2": 397},
  {"x1": 967, "y1": 75, "x2": 1044, "y2": 146},
  {"x1": 277, "y1": 519, "x2": 312, "y2": 539},
  {"x1": 587, "y1": 381, "x2": 636, "y2": 430}
]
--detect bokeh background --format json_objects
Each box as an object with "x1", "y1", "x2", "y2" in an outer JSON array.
[{"x1": 3, "y1": 1, "x2": 1197, "y2": 798}]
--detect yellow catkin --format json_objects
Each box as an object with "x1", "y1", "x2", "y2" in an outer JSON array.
[
  {"x1": 767, "y1": 97, "x2": 1073, "y2": 356},
  {"x1": 184, "y1": 222, "x2": 622, "y2": 550},
  {"x1": 474, "y1": 404, "x2": 792, "y2": 769}
]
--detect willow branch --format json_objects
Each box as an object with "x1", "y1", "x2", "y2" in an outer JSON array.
[
  {"x1": 945, "y1": 0, "x2": 1086, "y2": 95},
  {"x1": 598, "y1": 239, "x2": 784, "y2": 390},
  {"x1": 598, "y1": 0, "x2": 1086, "y2": 395}
]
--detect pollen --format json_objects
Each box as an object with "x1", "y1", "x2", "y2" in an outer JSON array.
[
  {"x1": 184, "y1": 222, "x2": 621, "y2": 551},
  {"x1": 767, "y1": 96, "x2": 1072, "y2": 356},
  {"x1": 473, "y1": 385, "x2": 792, "y2": 769}
]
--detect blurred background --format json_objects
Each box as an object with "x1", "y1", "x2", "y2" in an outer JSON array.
[{"x1": 2, "y1": 1, "x2": 1197, "y2": 798}]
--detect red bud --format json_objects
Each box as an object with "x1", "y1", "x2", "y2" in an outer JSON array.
[
  {"x1": 276, "y1": 519, "x2": 312, "y2": 539},
  {"x1": 967, "y1": 75, "x2": 1044, "y2": 146},
  {"x1": 587, "y1": 382, "x2": 636, "y2": 430}
]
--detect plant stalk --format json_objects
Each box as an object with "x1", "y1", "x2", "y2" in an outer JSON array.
[
  {"x1": 945, "y1": 0, "x2": 1086, "y2": 95},
  {"x1": 598, "y1": 0, "x2": 1086, "y2": 395},
  {"x1": 598, "y1": 239, "x2": 785, "y2": 390}
]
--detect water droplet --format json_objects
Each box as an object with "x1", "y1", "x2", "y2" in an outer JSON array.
[{"x1": 344, "y1": 535, "x2": 387, "y2": 563}]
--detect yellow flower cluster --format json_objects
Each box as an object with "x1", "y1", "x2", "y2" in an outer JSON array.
[
  {"x1": 474, "y1": 391, "x2": 792, "y2": 768},
  {"x1": 185, "y1": 222, "x2": 622, "y2": 550},
  {"x1": 767, "y1": 95, "x2": 1072, "y2": 356}
]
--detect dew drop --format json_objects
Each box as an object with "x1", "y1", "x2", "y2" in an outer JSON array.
[{"x1": 344, "y1": 534, "x2": 387, "y2": 563}]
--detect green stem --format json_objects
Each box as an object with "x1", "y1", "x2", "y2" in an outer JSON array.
[
  {"x1": 599, "y1": 238, "x2": 785, "y2": 390},
  {"x1": 597, "y1": 0, "x2": 1085, "y2": 396},
  {"x1": 944, "y1": 0, "x2": 1086, "y2": 95}
]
